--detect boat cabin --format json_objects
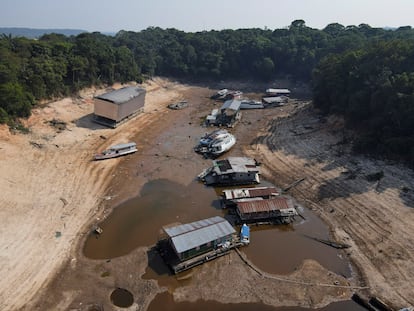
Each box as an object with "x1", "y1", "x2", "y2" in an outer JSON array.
[
  {"x1": 198, "y1": 157, "x2": 261, "y2": 186},
  {"x1": 94, "y1": 142, "x2": 137, "y2": 160}
]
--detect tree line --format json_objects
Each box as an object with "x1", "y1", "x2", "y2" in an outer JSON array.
[{"x1": 1, "y1": 20, "x2": 414, "y2": 165}]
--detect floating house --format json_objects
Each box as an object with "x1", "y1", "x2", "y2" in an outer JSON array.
[
  {"x1": 157, "y1": 216, "x2": 238, "y2": 273},
  {"x1": 222, "y1": 186, "x2": 280, "y2": 208},
  {"x1": 198, "y1": 156, "x2": 261, "y2": 186},
  {"x1": 235, "y1": 196, "x2": 298, "y2": 224},
  {"x1": 205, "y1": 99, "x2": 242, "y2": 127},
  {"x1": 93, "y1": 86, "x2": 146, "y2": 128}
]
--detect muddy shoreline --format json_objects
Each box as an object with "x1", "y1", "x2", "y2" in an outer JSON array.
[{"x1": 4, "y1": 79, "x2": 413, "y2": 310}]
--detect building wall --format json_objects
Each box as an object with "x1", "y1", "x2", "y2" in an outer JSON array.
[
  {"x1": 94, "y1": 98, "x2": 119, "y2": 121},
  {"x1": 176, "y1": 234, "x2": 233, "y2": 261},
  {"x1": 94, "y1": 90, "x2": 146, "y2": 122},
  {"x1": 117, "y1": 91, "x2": 146, "y2": 121}
]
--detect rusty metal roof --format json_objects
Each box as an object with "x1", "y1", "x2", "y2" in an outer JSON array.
[
  {"x1": 96, "y1": 86, "x2": 145, "y2": 104},
  {"x1": 237, "y1": 196, "x2": 294, "y2": 214},
  {"x1": 163, "y1": 216, "x2": 235, "y2": 254}
]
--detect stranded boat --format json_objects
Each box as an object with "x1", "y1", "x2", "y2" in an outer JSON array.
[
  {"x1": 194, "y1": 129, "x2": 236, "y2": 157},
  {"x1": 94, "y1": 142, "x2": 137, "y2": 160},
  {"x1": 198, "y1": 156, "x2": 261, "y2": 186}
]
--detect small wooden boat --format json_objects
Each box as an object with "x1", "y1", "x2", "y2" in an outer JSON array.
[{"x1": 94, "y1": 142, "x2": 137, "y2": 160}]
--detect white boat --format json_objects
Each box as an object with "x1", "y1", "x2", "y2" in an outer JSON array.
[
  {"x1": 240, "y1": 100, "x2": 264, "y2": 109},
  {"x1": 195, "y1": 129, "x2": 236, "y2": 156},
  {"x1": 94, "y1": 142, "x2": 137, "y2": 160}
]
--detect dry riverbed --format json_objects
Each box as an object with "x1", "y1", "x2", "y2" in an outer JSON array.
[{"x1": 0, "y1": 78, "x2": 413, "y2": 311}]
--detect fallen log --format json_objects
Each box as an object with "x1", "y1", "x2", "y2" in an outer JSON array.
[
  {"x1": 282, "y1": 177, "x2": 306, "y2": 192},
  {"x1": 304, "y1": 234, "x2": 351, "y2": 249}
]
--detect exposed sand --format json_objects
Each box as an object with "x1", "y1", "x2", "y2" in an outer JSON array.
[{"x1": 1, "y1": 78, "x2": 413, "y2": 310}]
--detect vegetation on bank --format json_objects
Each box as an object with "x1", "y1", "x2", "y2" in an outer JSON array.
[{"x1": 1, "y1": 20, "x2": 413, "y2": 165}]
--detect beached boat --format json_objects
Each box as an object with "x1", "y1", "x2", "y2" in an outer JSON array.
[
  {"x1": 94, "y1": 142, "x2": 137, "y2": 160},
  {"x1": 194, "y1": 129, "x2": 236, "y2": 157},
  {"x1": 240, "y1": 100, "x2": 264, "y2": 109},
  {"x1": 198, "y1": 156, "x2": 261, "y2": 186}
]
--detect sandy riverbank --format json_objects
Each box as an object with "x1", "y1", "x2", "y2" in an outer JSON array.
[{"x1": 1, "y1": 78, "x2": 413, "y2": 310}]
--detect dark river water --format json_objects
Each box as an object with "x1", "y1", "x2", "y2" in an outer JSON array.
[{"x1": 83, "y1": 178, "x2": 364, "y2": 311}]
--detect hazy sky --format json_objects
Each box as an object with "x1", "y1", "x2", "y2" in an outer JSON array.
[{"x1": 2, "y1": 0, "x2": 413, "y2": 33}]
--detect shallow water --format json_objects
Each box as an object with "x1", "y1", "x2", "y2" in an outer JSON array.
[
  {"x1": 147, "y1": 292, "x2": 367, "y2": 311},
  {"x1": 84, "y1": 179, "x2": 350, "y2": 277},
  {"x1": 84, "y1": 178, "x2": 359, "y2": 310}
]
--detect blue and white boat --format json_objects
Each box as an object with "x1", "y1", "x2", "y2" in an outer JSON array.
[{"x1": 240, "y1": 224, "x2": 250, "y2": 244}]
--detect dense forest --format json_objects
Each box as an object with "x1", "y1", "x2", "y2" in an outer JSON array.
[{"x1": 1, "y1": 20, "x2": 414, "y2": 165}]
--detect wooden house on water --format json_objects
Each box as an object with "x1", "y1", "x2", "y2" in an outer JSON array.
[
  {"x1": 235, "y1": 196, "x2": 298, "y2": 224},
  {"x1": 222, "y1": 186, "x2": 280, "y2": 208},
  {"x1": 205, "y1": 99, "x2": 242, "y2": 127},
  {"x1": 198, "y1": 157, "x2": 261, "y2": 186},
  {"x1": 157, "y1": 216, "x2": 238, "y2": 273}
]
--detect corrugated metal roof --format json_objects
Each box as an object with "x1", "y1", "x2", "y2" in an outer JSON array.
[
  {"x1": 164, "y1": 216, "x2": 235, "y2": 254},
  {"x1": 221, "y1": 99, "x2": 241, "y2": 111},
  {"x1": 96, "y1": 86, "x2": 145, "y2": 104},
  {"x1": 266, "y1": 88, "x2": 291, "y2": 94},
  {"x1": 213, "y1": 157, "x2": 259, "y2": 174},
  {"x1": 237, "y1": 197, "x2": 294, "y2": 214},
  {"x1": 223, "y1": 187, "x2": 279, "y2": 200}
]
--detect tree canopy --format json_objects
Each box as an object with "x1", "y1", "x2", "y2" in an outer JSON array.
[{"x1": 1, "y1": 21, "x2": 414, "y2": 165}]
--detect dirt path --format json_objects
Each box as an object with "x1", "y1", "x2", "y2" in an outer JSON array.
[{"x1": 1, "y1": 79, "x2": 413, "y2": 310}]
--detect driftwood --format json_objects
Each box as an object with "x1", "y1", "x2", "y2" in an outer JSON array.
[
  {"x1": 282, "y1": 177, "x2": 306, "y2": 192},
  {"x1": 304, "y1": 234, "x2": 351, "y2": 249}
]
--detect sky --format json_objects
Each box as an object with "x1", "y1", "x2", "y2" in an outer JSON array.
[{"x1": 2, "y1": 0, "x2": 413, "y2": 33}]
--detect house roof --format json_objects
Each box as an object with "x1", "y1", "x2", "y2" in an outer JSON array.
[
  {"x1": 236, "y1": 196, "x2": 294, "y2": 214},
  {"x1": 221, "y1": 99, "x2": 241, "y2": 111},
  {"x1": 95, "y1": 86, "x2": 145, "y2": 105},
  {"x1": 163, "y1": 216, "x2": 235, "y2": 254},
  {"x1": 213, "y1": 157, "x2": 260, "y2": 174},
  {"x1": 222, "y1": 186, "x2": 279, "y2": 200}
]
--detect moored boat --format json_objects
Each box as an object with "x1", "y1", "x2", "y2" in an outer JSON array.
[
  {"x1": 240, "y1": 224, "x2": 250, "y2": 244},
  {"x1": 195, "y1": 129, "x2": 236, "y2": 157},
  {"x1": 198, "y1": 156, "x2": 261, "y2": 186},
  {"x1": 94, "y1": 142, "x2": 137, "y2": 160}
]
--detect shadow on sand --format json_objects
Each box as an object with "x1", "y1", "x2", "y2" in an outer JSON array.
[{"x1": 75, "y1": 113, "x2": 109, "y2": 130}]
